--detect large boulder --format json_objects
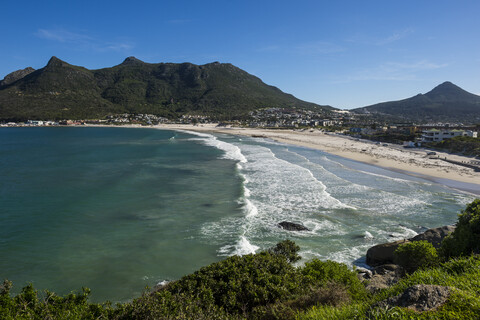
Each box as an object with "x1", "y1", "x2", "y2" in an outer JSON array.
[
  {"x1": 366, "y1": 239, "x2": 410, "y2": 266},
  {"x1": 366, "y1": 225, "x2": 456, "y2": 267},
  {"x1": 278, "y1": 221, "x2": 310, "y2": 231},
  {"x1": 375, "y1": 284, "x2": 450, "y2": 312},
  {"x1": 408, "y1": 225, "x2": 456, "y2": 249},
  {"x1": 365, "y1": 264, "x2": 403, "y2": 293}
]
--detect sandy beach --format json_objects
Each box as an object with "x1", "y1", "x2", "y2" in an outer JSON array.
[{"x1": 154, "y1": 123, "x2": 480, "y2": 194}]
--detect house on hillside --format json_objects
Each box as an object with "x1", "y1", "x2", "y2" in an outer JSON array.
[{"x1": 421, "y1": 129, "x2": 478, "y2": 142}]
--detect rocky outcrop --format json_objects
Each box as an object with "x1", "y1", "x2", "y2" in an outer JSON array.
[
  {"x1": 278, "y1": 221, "x2": 310, "y2": 231},
  {"x1": 366, "y1": 225, "x2": 456, "y2": 267},
  {"x1": 365, "y1": 264, "x2": 404, "y2": 293},
  {"x1": 408, "y1": 225, "x2": 456, "y2": 248},
  {"x1": 375, "y1": 285, "x2": 450, "y2": 312},
  {"x1": 366, "y1": 239, "x2": 410, "y2": 266},
  {"x1": 0, "y1": 67, "x2": 35, "y2": 86}
]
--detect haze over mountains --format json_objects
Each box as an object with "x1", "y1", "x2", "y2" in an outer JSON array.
[
  {"x1": 0, "y1": 57, "x2": 329, "y2": 121},
  {"x1": 353, "y1": 82, "x2": 480, "y2": 124}
]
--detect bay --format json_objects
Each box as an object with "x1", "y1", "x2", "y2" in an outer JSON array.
[{"x1": 0, "y1": 127, "x2": 474, "y2": 302}]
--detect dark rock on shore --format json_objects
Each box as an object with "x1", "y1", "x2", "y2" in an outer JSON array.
[
  {"x1": 365, "y1": 264, "x2": 404, "y2": 293},
  {"x1": 366, "y1": 239, "x2": 410, "y2": 266},
  {"x1": 278, "y1": 221, "x2": 310, "y2": 231},
  {"x1": 366, "y1": 225, "x2": 456, "y2": 267},
  {"x1": 408, "y1": 225, "x2": 456, "y2": 248},
  {"x1": 375, "y1": 284, "x2": 450, "y2": 312}
]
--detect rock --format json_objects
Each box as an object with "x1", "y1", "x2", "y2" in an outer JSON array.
[
  {"x1": 365, "y1": 264, "x2": 403, "y2": 293},
  {"x1": 408, "y1": 225, "x2": 456, "y2": 249},
  {"x1": 365, "y1": 225, "x2": 456, "y2": 267},
  {"x1": 0, "y1": 67, "x2": 35, "y2": 86},
  {"x1": 373, "y1": 264, "x2": 402, "y2": 276},
  {"x1": 366, "y1": 239, "x2": 410, "y2": 266},
  {"x1": 355, "y1": 267, "x2": 372, "y2": 282},
  {"x1": 278, "y1": 221, "x2": 310, "y2": 231},
  {"x1": 376, "y1": 284, "x2": 450, "y2": 312}
]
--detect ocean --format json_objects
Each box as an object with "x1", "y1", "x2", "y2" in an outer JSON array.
[{"x1": 0, "y1": 127, "x2": 474, "y2": 302}]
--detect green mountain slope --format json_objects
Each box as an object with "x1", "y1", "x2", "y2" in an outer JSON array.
[
  {"x1": 0, "y1": 56, "x2": 331, "y2": 121},
  {"x1": 352, "y1": 82, "x2": 480, "y2": 123}
]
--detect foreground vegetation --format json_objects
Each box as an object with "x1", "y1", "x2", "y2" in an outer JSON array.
[{"x1": 1, "y1": 200, "x2": 480, "y2": 319}]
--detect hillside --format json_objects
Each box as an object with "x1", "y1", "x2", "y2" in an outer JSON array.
[
  {"x1": 0, "y1": 57, "x2": 332, "y2": 121},
  {"x1": 352, "y1": 82, "x2": 480, "y2": 124}
]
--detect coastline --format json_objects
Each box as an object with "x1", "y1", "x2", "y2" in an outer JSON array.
[{"x1": 152, "y1": 123, "x2": 480, "y2": 195}]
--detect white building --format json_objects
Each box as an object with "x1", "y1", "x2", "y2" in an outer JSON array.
[{"x1": 421, "y1": 129, "x2": 478, "y2": 142}]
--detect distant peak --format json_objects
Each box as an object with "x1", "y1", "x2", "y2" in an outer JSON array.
[
  {"x1": 436, "y1": 81, "x2": 457, "y2": 89},
  {"x1": 427, "y1": 81, "x2": 463, "y2": 95},
  {"x1": 121, "y1": 56, "x2": 144, "y2": 65},
  {"x1": 46, "y1": 56, "x2": 68, "y2": 68},
  {"x1": 424, "y1": 81, "x2": 478, "y2": 101}
]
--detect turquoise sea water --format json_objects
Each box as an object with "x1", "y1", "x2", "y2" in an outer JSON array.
[{"x1": 0, "y1": 127, "x2": 475, "y2": 302}]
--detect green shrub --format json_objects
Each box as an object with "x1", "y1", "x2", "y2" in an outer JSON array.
[
  {"x1": 114, "y1": 289, "x2": 233, "y2": 320},
  {"x1": 440, "y1": 199, "x2": 480, "y2": 259},
  {"x1": 251, "y1": 282, "x2": 351, "y2": 320},
  {"x1": 268, "y1": 239, "x2": 301, "y2": 263},
  {"x1": 163, "y1": 250, "x2": 301, "y2": 314},
  {"x1": 0, "y1": 280, "x2": 112, "y2": 319},
  {"x1": 301, "y1": 259, "x2": 367, "y2": 301},
  {"x1": 394, "y1": 240, "x2": 439, "y2": 273}
]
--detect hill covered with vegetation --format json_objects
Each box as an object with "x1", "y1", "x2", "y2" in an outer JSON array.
[
  {"x1": 352, "y1": 82, "x2": 480, "y2": 124},
  {"x1": 2, "y1": 200, "x2": 480, "y2": 319},
  {"x1": 0, "y1": 57, "x2": 332, "y2": 121}
]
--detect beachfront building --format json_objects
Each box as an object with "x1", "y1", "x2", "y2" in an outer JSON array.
[{"x1": 421, "y1": 129, "x2": 478, "y2": 142}]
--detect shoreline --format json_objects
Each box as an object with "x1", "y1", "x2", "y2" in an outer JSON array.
[
  {"x1": 153, "y1": 123, "x2": 480, "y2": 195},
  {"x1": 12, "y1": 123, "x2": 479, "y2": 195}
]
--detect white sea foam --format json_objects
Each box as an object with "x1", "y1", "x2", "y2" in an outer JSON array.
[
  {"x1": 233, "y1": 236, "x2": 259, "y2": 255},
  {"x1": 244, "y1": 199, "x2": 258, "y2": 218},
  {"x1": 399, "y1": 226, "x2": 418, "y2": 238},
  {"x1": 179, "y1": 130, "x2": 247, "y2": 163},
  {"x1": 218, "y1": 236, "x2": 259, "y2": 256},
  {"x1": 156, "y1": 280, "x2": 170, "y2": 287},
  {"x1": 364, "y1": 231, "x2": 374, "y2": 240},
  {"x1": 197, "y1": 136, "x2": 473, "y2": 267}
]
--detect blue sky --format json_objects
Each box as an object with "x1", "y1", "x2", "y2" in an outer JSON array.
[{"x1": 1, "y1": 0, "x2": 479, "y2": 109}]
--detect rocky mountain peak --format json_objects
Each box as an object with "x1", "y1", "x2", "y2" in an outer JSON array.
[
  {"x1": 121, "y1": 56, "x2": 144, "y2": 65},
  {"x1": 46, "y1": 56, "x2": 69, "y2": 68},
  {"x1": 0, "y1": 67, "x2": 36, "y2": 87}
]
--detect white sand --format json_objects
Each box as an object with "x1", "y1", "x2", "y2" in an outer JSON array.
[{"x1": 155, "y1": 124, "x2": 480, "y2": 192}]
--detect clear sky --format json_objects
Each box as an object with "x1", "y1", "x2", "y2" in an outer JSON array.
[{"x1": 1, "y1": 0, "x2": 479, "y2": 109}]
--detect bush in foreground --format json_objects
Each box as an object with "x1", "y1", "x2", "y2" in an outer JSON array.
[
  {"x1": 1, "y1": 241, "x2": 366, "y2": 319},
  {"x1": 394, "y1": 240, "x2": 440, "y2": 274},
  {"x1": 440, "y1": 199, "x2": 480, "y2": 259},
  {"x1": 0, "y1": 280, "x2": 112, "y2": 319}
]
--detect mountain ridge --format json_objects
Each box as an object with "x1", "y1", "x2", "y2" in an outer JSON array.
[
  {"x1": 0, "y1": 56, "x2": 332, "y2": 121},
  {"x1": 352, "y1": 81, "x2": 480, "y2": 123}
]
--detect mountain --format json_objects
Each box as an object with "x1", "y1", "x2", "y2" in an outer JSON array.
[
  {"x1": 352, "y1": 82, "x2": 480, "y2": 124},
  {"x1": 0, "y1": 56, "x2": 332, "y2": 121},
  {"x1": 0, "y1": 67, "x2": 35, "y2": 86}
]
